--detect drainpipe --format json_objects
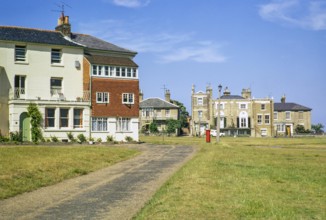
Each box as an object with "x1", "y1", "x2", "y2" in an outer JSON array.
[{"x1": 89, "y1": 63, "x2": 92, "y2": 140}]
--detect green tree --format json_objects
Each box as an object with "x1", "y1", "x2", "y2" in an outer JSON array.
[
  {"x1": 295, "y1": 124, "x2": 309, "y2": 134},
  {"x1": 311, "y1": 123, "x2": 324, "y2": 134},
  {"x1": 166, "y1": 119, "x2": 181, "y2": 135},
  {"x1": 149, "y1": 121, "x2": 159, "y2": 133},
  {"x1": 27, "y1": 103, "x2": 43, "y2": 143},
  {"x1": 171, "y1": 100, "x2": 189, "y2": 128}
]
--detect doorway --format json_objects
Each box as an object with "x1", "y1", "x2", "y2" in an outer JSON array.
[{"x1": 20, "y1": 112, "x2": 31, "y2": 141}]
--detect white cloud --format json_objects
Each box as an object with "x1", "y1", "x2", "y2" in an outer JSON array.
[
  {"x1": 111, "y1": 0, "x2": 150, "y2": 8},
  {"x1": 78, "y1": 20, "x2": 227, "y2": 63},
  {"x1": 259, "y1": 0, "x2": 326, "y2": 30}
]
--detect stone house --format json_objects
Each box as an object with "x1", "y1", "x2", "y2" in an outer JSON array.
[{"x1": 139, "y1": 90, "x2": 179, "y2": 133}]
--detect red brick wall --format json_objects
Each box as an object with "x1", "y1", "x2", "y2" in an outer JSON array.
[{"x1": 91, "y1": 78, "x2": 139, "y2": 117}]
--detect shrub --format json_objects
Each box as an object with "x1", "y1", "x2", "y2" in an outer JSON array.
[
  {"x1": 27, "y1": 103, "x2": 43, "y2": 143},
  {"x1": 0, "y1": 132, "x2": 9, "y2": 142},
  {"x1": 67, "y1": 132, "x2": 76, "y2": 142},
  {"x1": 149, "y1": 122, "x2": 159, "y2": 133},
  {"x1": 77, "y1": 134, "x2": 86, "y2": 143},
  {"x1": 125, "y1": 136, "x2": 133, "y2": 142},
  {"x1": 97, "y1": 137, "x2": 102, "y2": 143},
  {"x1": 106, "y1": 135, "x2": 114, "y2": 142},
  {"x1": 51, "y1": 136, "x2": 59, "y2": 142},
  {"x1": 10, "y1": 131, "x2": 22, "y2": 142}
]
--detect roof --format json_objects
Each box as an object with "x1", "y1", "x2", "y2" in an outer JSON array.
[
  {"x1": 84, "y1": 54, "x2": 138, "y2": 67},
  {"x1": 220, "y1": 95, "x2": 245, "y2": 100},
  {"x1": 140, "y1": 98, "x2": 179, "y2": 109},
  {"x1": 0, "y1": 26, "x2": 81, "y2": 47},
  {"x1": 71, "y1": 33, "x2": 136, "y2": 54},
  {"x1": 274, "y1": 102, "x2": 312, "y2": 111}
]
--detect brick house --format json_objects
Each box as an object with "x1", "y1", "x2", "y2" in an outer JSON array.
[{"x1": 0, "y1": 14, "x2": 139, "y2": 142}]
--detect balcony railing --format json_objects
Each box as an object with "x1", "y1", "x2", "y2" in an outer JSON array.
[{"x1": 9, "y1": 88, "x2": 90, "y2": 102}]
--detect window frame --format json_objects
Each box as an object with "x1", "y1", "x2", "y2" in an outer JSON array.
[
  {"x1": 122, "y1": 93, "x2": 134, "y2": 104},
  {"x1": 51, "y1": 48, "x2": 62, "y2": 64},
  {"x1": 286, "y1": 111, "x2": 291, "y2": 120},
  {"x1": 15, "y1": 45, "x2": 27, "y2": 62},
  {"x1": 60, "y1": 108, "x2": 69, "y2": 128},
  {"x1": 96, "y1": 92, "x2": 109, "y2": 103},
  {"x1": 73, "y1": 109, "x2": 83, "y2": 129},
  {"x1": 197, "y1": 97, "x2": 203, "y2": 106},
  {"x1": 92, "y1": 117, "x2": 108, "y2": 132},
  {"x1": 45, "y1": 108, "x2": 55, "y2": 128},
  {"x1": 264, "y1": 114, "x2": 270, "y2": 125},
  {"x1": 50, "y1": 78, "x2": 63, "y2": 96},
  {"x1": 257, "y1": 114, "x2": 262, "y2": 125},
  {"x1": 117, "y1": 118, "x2": 131, "y2": 132}
]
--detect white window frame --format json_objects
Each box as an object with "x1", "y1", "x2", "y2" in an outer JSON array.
[
  {"x1": 96, "y1": 92, "x2": 109, "y2": 103},
  {"x1": 299, "y1": 111, "x2": 304, "y2": 120},
  {"x1": 15, "y1": 45, "x2": 27, "y2": 62},
  {"x1": 257, "y1": 114, "x2": 262, "y2": 125},
  {"x1": 45, "y1": 108, "x2": 56, "y2": 128},
  {"x1": 117, "y1": 118, "x2": 131, "y2": 132},
  {"x1": 286, "y1": 111, "x2": 291, "y2": 120},
  {"x1": 239, "y1": 103, "x2": 247, "y2": 109},
  {"x1": 166, "y1": 109, "x2": 170, "y2": 118},
  {"x1": 59, "y1": 108, "x2": 69, "y2": 128},
  {"x1": 261, "y1": 104, "x2": 266, "y2": 111},
  {"x1": 92, "y1": 117, "x2": 108, "y2": 132},
  {"x1": 51, "y1": 49, "x2": 62, "y2": 64},
  {"x1": 50, "y1": 78, "x2": 63, "y2": 96},
  {"x1": 122, "y1": 93, "x2": 134, "y2": 104},
  {"x1": 73, "y1": 109, "x2": 83, "y2": 129},
  {"x1": 197, "y1": 97, "x2": 203, "y2": 106},
  {"x1": 264, "y1": 114, "x2": 270, "y2": 125},
  {"x1": 274, "y1": 112, "x2": 278, "y2": 120}
]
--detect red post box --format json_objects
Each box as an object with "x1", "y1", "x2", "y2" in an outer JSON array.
[{"x1": 206, "y1": 129, "x2": 211, "y2": 143}]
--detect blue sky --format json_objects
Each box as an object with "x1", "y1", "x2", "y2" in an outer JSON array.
[{"x1": 1, "y1": 0, "x2": 326, "y2": 126}]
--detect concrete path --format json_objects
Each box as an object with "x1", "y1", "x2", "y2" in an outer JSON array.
[{"x1": 0, "y1": 144, "x2": 196, "y2": 220}]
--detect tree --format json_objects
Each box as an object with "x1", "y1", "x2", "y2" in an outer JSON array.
[
  {"x1": 171, "y1": 99, "x2": 189, "y2": 128},
  {"x1": 149, "y1": 121, "x2": 159, "y2": 133},
  {"x1": 166, "y1": 119, "x2": 181, "y2": 135},
  {"x1": 311, "y1": 123, "x2": 324, "y2": 134},
  {"x1": 295, "y1": 124, "x2": 309, "y2": 134},
  {"x1": 27, "y1": 103, "x2": 43, "y2": 143}
]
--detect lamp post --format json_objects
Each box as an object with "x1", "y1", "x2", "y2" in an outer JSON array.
[{"x1": 216, "y1": 84, "x2": 222, "y2": 143}]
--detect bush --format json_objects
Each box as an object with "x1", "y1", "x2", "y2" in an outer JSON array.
[
  {"x1": 149, "y1": 122, "x2": 159, "y2": 133},
  {"x1": 27, "y1": 103, "x2": 43, "y2": 143},
  {"x1": 125, "y1": 136, "x2": 133, "y2": 142},
  {"x1": 67, "y1": 132, "x2": 76, "y2": 142},
  {"x1": 50, "y1": 136, "x2": 59, "y2": 142},
  {"x1": 0, "y1": 132, "x2": 9, "y2": 142},
  {"x1": 10, "y1": 131, "x2": 22, "y2": 142},
  {"x1": 77, "y1": 134, "x2": 86, "y2": 143},
  {"x1": 106, "y1": 135, "x2": 114, "y2": 142},
  {"x1": 97, "y1": 138, "x2": 102, "y2": 143}
]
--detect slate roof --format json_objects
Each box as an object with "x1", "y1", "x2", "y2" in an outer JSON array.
[
  {"x1": 0, "y1": 26, "x2": 81, "y2": 47},
  {"x1": 274, "y1": 103, "x2": 312, "y2": 111},
  {"x1": 85, "y1": 54, "x2": 138, "y2": 67},
  {"x1": 220, "y1": 95, "x2": 245, "y2": 100},
  {"x1": 71, "y1": 33, "x2": 136, "y2": 54},
  {"x1": 140, "y1": 98, "x2": 179, "y2": 109}
]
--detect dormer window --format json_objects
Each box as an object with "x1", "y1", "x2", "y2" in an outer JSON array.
[
  {"x1": 51, "y1": 49, "x2": 62, "y2": 64},
  {"x1": 15, "y1": 45, "x2": 26, "y2": 62}
]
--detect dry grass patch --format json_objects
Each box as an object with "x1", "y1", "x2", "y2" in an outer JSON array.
[
  {"x1": 135, "y1": 136, "x2": 326, "y2": 219},
  {"x1": 0, "y1": 145, "x2": 139, "y2": 200}
]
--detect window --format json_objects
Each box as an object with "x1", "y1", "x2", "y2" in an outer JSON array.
[
  {"x1": 286, "y1": 111, "x2": 291, "y2": 120},
  {"x1": 15, "y1": 45, "x2": 26, "y2": 62},
  {"x1": 117, "y1": 118, "x2": 130, "y2": 132},
  {"x1": 261, "y1": 104, "x2": 266, "y2": 110},
  {"x1": 240, "y1": 117, "x2": 247, "y2": 128},
  {"x1": 60, "y1": 109, "x2": 69, "y2": 128},
  {"x1": 132, "y1": 68, "x2": 137, "y2": 77},
  {"x1": 14, "y1": 75, "x2": 26, "y2": 98},
  {"x1": 116, "y1": 67, "x2": 121, "y2": 77},
  {"x1": 96, "y1": 92, "x2": 109, "y2": 103},
  {"x1": 110, "y1": 67, "x2": 115, "y2": 76},
  {"x1": 142, "y1": 108, "x2": 153, "y2": 117},
  {"x1": 73, "y1": 109, "x2": 83, "y2": 128},
  {"x1": 105, "y1": 66, "x2": 109, "y2": 76},
  {"x1": 166, "y1": 109, "x2": 170, "y2": 117},
  {"x1": 45, "y1": 108, "x2": 55, "y2": 128},
  {"x1": 240, "y1": 104, "x2": 247, "y2": 109},
  {"x1": 257, "y1": 115, "x2": 262, "y2": 124},
  {"x1": 92, "y1": 65, "x2": 98, "y2": 75},
  {"x1": 277, "y1": 124, "x2": 285, "y2": 132},
  {"x1": 274, "y1": 112, "x2": 278, "y2": 120},
  {"x1": 198, "y1": 110, "x2": 203, "y2": 118},
  {"x1": 122, "y1": 93, "x2": 134, "y2": 104},
  {"x1": 265, "y1": 115, "x2": 270, "y2": 124},
  {"x1": 51, "y1": 49, "x2": 62, "y2": 64},
  {"x1": 91, "y1": 65, "x2": 138, "y2": 78},
  {"x1": 299, "y1": 111, "x2": 304, "y2": 120},
  {"x1": 261, "y1": 129, "x2": 267, "y2": 136},
  {"x1": 127, "y1": 68, "x2": 132, "y2": 77},
  {"x1": 92, "y1": 117, "x2": 108, "y2": 131},
  {"x1": 98, "y1": 66, "x2": 103, "y2": 76},
  {"x1": 50, "y1": 78, "x2": 62, "y2": 96},
  {"x1": 121, "y1": 67, "x2": 126, "y2": 77},
  {"x1": 156, "y1": 109, "x2": 162, "y2": 118},
  {"x1": 197, "y1": 97, "x2": 203, "y2": 106}
]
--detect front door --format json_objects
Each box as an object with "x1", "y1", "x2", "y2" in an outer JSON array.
[
  {"x1": 286, "y1": 125, "x2": 291, "y2": 137},
  {"x1": 20, "y1": 112, "x2": 31, "y2": 141}
]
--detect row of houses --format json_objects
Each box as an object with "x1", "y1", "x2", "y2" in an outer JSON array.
[
  {"x1": 0, "y1": 14, "x2": 139, "y2": 142},
  {"x1": 191, "y1": 85, "x2": 312, "y2": 137}
]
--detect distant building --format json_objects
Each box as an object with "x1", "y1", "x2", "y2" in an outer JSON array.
[
  {"x1": 274, "y1": 95, "x2": 312, "y2": 136},
  {"x1": 139, "y1": 90, "x2": 179, "y2": 132}
]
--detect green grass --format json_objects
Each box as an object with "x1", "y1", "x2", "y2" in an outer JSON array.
[
  {"x1": 135, "y1": 136, "x2": 326, "y2": 219},
  {"x1": 0, "y1": 145, "x2": 139, "y2": 200}
]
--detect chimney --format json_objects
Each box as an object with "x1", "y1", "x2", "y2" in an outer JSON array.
[
  {"x1": 165, "y1": 89, "x2": 171, "y2": 103},
  {"x1": 139, "y1": 90, "x2": 143, "y2": 102},
  {"x1": 55, "y1": 13, "x2": 71, "y2": 37},
  {"x1": 241, "y1": 88, "x2": 252, "y2": 99},
  {"x1": 223, "y1": 87, "x2": 231, "y2": 96},
  {"x1": 281, "y1": 95, "x2": 286, "y2": 103}
]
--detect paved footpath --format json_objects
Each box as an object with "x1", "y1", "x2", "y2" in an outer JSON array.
[{"x1": 0, "y1": 144, "x2": 196, "y2": 220}]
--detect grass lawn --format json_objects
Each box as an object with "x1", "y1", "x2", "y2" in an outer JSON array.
[
  {"x1": 135, "y1": 136, "x2": 326, "y2": 219},
  {"x1": 0, "y1": 145, "x2": 139, "y2": 200}
]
